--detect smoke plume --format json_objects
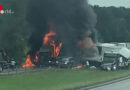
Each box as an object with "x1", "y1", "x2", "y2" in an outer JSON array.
[{"x1": 26, "y1": 0, "x2": 97, "y2": 57}]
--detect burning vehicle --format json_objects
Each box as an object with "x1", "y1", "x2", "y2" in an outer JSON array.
[
  {"x1": 0, "y1": 50, "x2": 16, "y2": 72},
  {"x1": 23, "y1": 31, "x2": 62, "y2": 67},
  {"x1": 57, "y1": 57, "x2": 75, "y2": 68},
  {"x1": 22, "y1": 0, "x2": 98, "y2": 68}
]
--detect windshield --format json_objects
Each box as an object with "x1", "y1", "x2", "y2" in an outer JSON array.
[
  {"x1": 103, "y1": 57, "x2": 116, "y2": 63},
  {"x1": 103, "y1": 53, "x2": 117, "y2": 63}
]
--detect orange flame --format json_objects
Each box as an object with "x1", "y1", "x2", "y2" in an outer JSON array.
[
  {"x1": 34, "y1": 51, "x2": 39, "y2": 62},
  {"x1": 43, "y1": 31, "x2": 56, "y2": 45},
  {"x1": 76, "y1": 65, "x2": 83, "y2": 69},
  {"x1": 43, "y1": 31, "x2": 62, "y2": 58},
  {"x1": 22, "y1": 55, "x2": 35, "y2": 68},
  {"x1": 50, "y1": 41, "x2": 62, "y2": 58}
]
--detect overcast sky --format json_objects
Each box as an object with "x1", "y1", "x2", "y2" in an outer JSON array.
[{"x1": 88, "y1": 0, "x2": 130, "y2": 8}]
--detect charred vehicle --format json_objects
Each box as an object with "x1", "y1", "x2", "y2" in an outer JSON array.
[
  {"x1": 35, "y1": 47, "x2": 61, "y2": 67},
  {"x1": 57, "y1": 57, "x2": 75, "y2": 68},
  {"x1": 0, "y1": 50, "x2": 16, "y2": 72}
]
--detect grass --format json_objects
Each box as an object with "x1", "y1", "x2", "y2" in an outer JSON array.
[{"x1": 0, "y1": 69, "x2": 130, "y2": 90}]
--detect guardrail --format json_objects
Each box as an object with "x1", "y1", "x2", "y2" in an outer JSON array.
[{"x1": 0, "y1": 66, "x2": 53, "y2": 76}]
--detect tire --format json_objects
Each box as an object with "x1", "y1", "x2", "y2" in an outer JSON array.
[
  {"x1": 106, "y1": 67, "x2": 111, "y2": 71},
  {"x1": 127, "y1": 64, "x2": 130, "y2": 69},
  {"x1": 0, "y1": 66, "x2": 3, "y2": 72},
  {"x1": 112, "y1": 65, "x2": 117, "y2": 71}
]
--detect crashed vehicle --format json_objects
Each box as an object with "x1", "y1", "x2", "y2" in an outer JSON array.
[
  {"x1": 37, "y1": 47, "x2": 75, "y2": 68},
  {"x1": 36, "y1": 47, "x2": 62, "y2": 67},
  {"x1": 57, "y1": 57, "x2": 75, "y2": 68},
  {"x1": 0, "y1": 50, "x2": 16, "y2": 72},
  {"x1": 101, "y1": 47, "x2": 130, "y2": 71}
]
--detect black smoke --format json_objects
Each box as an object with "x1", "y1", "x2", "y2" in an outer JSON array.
[{"x1": 26, "y1": 0, "x2": 97, "y2": 57}]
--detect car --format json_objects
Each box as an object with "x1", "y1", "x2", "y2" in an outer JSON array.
[{"x1": 58, "y1": 57, "x2": 75, "y2": 68}]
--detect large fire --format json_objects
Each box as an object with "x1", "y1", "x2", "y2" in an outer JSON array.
[
  {"x1": 22, "y1": 55, "x2": 35, "y2": 68},
  {"x1": 22, "y1": 31, "x2": 62, "y2": 68},
  {"x1": 43, "y1": 31, "x2": 62, "y2": 58}
]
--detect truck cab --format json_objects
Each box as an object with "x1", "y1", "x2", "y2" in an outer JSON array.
[
  {"x1": 101, "y1": 52, "x2": 118, "y2": 71},
  {"x1": 101, "y1": 51, "x2": 130, "y2": 71}
]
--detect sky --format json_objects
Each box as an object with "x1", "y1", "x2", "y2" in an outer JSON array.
[{"x1": 88, "y1": 0, "x2": 130, "y2": 8}]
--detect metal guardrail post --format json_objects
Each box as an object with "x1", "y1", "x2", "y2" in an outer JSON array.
[
  {"x1": 16, "y1": 66, "x2": 17, "y2": 74},
  {"x1": 25, "y1": 67, "x2": 26, "y2": 73},
  {"x1": 7, "y1": 64, "x2": 9, "y2": 75}
]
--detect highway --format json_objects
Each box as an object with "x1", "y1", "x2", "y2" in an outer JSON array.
[{"x1": 90, "y1": 79, "x2": 130, "y2": 90}]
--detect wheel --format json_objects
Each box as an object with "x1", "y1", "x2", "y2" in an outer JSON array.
[
  {"x1": 112, "y1": 65, "x2": 117, "y2": 71},
  {"x1": 0, "y1": 66, "x2": 3, "y2": 72},
  {"x1": 127, "y1": 64, "x2": 130, "y2": 69},
  {"x1": 106, "y1": 67, "x2": 111, "y2": 71}
]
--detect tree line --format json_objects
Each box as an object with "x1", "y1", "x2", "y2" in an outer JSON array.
[{"x1": 93, "y1": 5, "x2": 130, "y2": 42}]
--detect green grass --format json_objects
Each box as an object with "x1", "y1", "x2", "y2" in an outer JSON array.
[{"x1": 0, "y1": 69, "x2": 130, "y2": 90}]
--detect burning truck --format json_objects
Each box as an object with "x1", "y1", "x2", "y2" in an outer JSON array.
[
  {"x1": 22, "y1": 0, "x2": 98, "y2": 68},
  {"x1": 22, "y1": 30, "x2": 100, "y2": 68},
  {"x1": 22, "y1": 33, "x2": 99, "y2": 68},
  {"x1": 34, "y1": 31, "x2": 62, "y2": 67}
]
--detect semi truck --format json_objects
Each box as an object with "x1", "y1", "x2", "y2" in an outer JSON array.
[{"x1": 97, "y1": 43, "x2": 130, "y2": 71}]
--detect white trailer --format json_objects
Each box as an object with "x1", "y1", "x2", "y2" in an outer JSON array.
[
  {"x1": 119, "y1": 47, "x2": 130, "y2": 59},
  {"x1": 100, "y1": 46, "x2": 130, "y2": 71}
]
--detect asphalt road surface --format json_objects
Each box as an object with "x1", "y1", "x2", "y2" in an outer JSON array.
[{"x1": 90, "y1": 79, "x2": 130, "y2": 90}]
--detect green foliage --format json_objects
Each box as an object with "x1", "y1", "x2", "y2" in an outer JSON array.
[
  {"x1": 93, "y1": 6, "x2": 130, "y2": 42},
  {"x1": 0, "y1": 0, "x2": 30, "y2": 63}
]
